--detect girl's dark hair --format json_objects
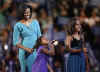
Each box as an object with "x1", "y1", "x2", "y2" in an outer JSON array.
[
  {"x1": 67, "y1": 18, "x2": 83, "y2": 35},
  {"x1": 34, "y1": 36, "x2": 43, "y2": 49},
  {"x1": 23, "y1": 4, "x2": 33, "y2": 18}
]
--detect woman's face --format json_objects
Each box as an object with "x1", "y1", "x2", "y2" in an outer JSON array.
[
  {"x1": 41, "y1": 37, "x2": 49, "y2": 45},
  {"x1": 24, "y1": 8, "x2": 31, "y2": 20},
  {"x1": 74, "y1": 21, "x2": 81, "y2": 32}
]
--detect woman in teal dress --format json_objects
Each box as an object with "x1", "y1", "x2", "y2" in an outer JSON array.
[{"x1": 13, "y1": 5, "x2": 41, "y2": 72}]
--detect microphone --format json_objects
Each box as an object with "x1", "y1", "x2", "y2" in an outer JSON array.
[{"x1": 51, "y1": 40, "x2": 59, "y2": 46}]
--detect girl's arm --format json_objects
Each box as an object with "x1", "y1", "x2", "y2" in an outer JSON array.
[
  {"x1": 83, "y1": 48, "x2": 89, "y2": 72},
  {"x1": 47, "y1": 63, "x2": 54, "y2": 72},
  {"x1": 41, "y1": 45, "x2": 55, "y2": 55},
  {"x1": 82, "y1": 35, "x2": 89, "y2": 72},
  {"x1": 65, "y1": 35, "x2": 82, "y2": 53}
]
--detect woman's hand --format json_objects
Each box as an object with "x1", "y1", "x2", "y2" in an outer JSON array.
[
  {"x1": 16, "y1": 44, "x2": 34, "y2": 53},
  {"x1": 25, "y1": 48, "x2": 34, "y2": 53}
]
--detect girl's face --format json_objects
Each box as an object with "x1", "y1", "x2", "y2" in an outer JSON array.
[
  {"x1": 41, "y1": 37, "x2": 49, "y2": 45},
  {"x1": 74, "y1": 21, "x2": 81, "y2": 32},
  {"x1": 24, "y1": 8, "x2": 31, "y2": 20}
]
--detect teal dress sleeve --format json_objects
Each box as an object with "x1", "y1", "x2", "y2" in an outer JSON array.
[
  {"x1": 13, "y1": 23, "x2": 20, "y2": 46},
  {"x1": 35, "y1": 20, "x2": 42, "y2": 37}
]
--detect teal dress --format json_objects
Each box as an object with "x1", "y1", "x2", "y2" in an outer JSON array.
[{"x1": 13, "y1": 20, "x2": 41, "y2": 72}]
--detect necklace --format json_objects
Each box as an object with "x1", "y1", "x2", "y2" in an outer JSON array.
[
  {"x1": 25, "y1": 19, "x2": 32, "y2": 27},
  {"x1": 26, "y1": 21, "x2": 30, "y2": 26}
]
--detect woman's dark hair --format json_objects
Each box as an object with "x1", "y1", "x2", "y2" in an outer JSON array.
[
  {"x1": 34, "y1": 36, "x2": 43, "y2": 49},
  {"x1": 23, "y1": 4, "x2": 33, "y2": 18},
  {"x1": 67, "y1": 18, "x2": 83, "y2": 35}
]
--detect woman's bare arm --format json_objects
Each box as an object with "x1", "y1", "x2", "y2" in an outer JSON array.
[{"x1": 16, "y1": 43, "x2": 33, "y2": 53}]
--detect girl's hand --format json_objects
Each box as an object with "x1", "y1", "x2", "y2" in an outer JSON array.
[
  {"x1": 70, "y1": 48, "x2": 82, "y2": 53},
  {"x1": 86, "y1": 66, "x2": 89, "y2": 72},
  {"x1": 86, "y1": 61, "x2": 90, "y2": 72},
  {"x1": 83, "y1": 48, "x2": 88, "y2": 53},
  {"x1": 84, "y1": 48, "x2": 89, "y2": 72},
  {"x1": 50, "y1": 44, "x2": 54, "y2": 49}
]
